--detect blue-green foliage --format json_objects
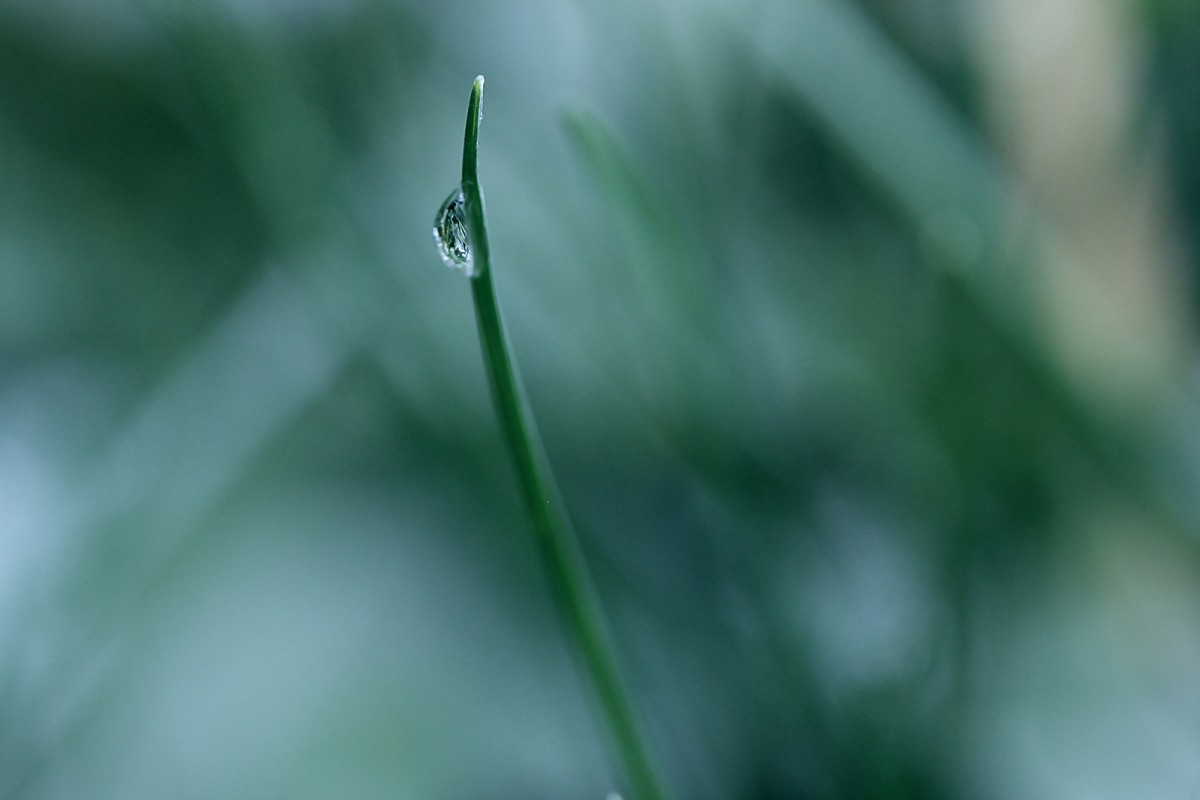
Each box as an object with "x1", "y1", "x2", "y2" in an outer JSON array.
[{"x1": 0, "y1": 2, "x2": 1196, "y2": 799}]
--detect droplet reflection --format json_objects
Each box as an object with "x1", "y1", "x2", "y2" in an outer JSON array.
[{"x1": 433, "y1": 187, "x2": 474, "y2": 277}]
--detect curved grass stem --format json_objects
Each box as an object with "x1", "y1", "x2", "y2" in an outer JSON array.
[{"x1": 456, "y1": 76, "x2": 670, "y2": 800}]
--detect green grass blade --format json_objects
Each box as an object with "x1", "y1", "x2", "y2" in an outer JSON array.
[{"x1": 455, "y1": 75, "x2": 671, "y2": 800}]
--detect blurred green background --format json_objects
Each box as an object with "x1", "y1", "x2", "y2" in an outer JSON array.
[{"x1": 3, "y1": 0, "x2": 1200, "y2": 797}]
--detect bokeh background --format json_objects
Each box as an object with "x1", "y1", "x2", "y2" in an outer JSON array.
[{"x1": 3, "y1": 0, "x2": 1200, "y2": 797}]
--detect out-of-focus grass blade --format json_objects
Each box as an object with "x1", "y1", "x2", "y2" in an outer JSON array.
[
  {"x1": 0, "y1": 270, "x2": 350, "y2": 799},
  {"x1": 730, "y1": 0, "x2": 1200, "y2": 532},
  {"x1": 562, "y1": 109, "x2": 712, "y2": 339},
  {"x1": 741, "y1": 1, "x2": 1009, "y2": 269}
]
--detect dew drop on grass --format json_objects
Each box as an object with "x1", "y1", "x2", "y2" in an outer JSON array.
[{"x1": 433, "y1": 187, "x2": 475, "y2": 277}]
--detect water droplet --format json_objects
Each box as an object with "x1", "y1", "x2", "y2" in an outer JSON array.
[{"x1": 433, "y1": 188, "x2": 475, "y2": 277}]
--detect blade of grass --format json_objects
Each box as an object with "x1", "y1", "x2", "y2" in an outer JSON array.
[{"x1": 455, "y1": 75, "x2": 670, "y2": 800}]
